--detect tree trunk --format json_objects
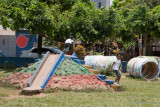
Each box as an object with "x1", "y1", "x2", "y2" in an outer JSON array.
[
  {"x1": 37, "y1": 34, "x2": 42, "y2": 58},
  {"x1": 149, "y1": 39, "x2": 153, "y2": 56},
  {"x1": 138, "y1": 35, "x2": 143, "y2": 56},
  {"x1": 92, "y1": 43, "x2": 95, "y2": 55},
  {"x1": 148, "y1": 34, "x2": 153, "y2": 56},
  {"x1": 143, "y1": 35, "x2": 147, "y2": 56}
]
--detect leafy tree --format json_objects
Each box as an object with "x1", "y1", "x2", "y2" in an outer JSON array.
[
  {"x1": 68, "y1": 3, "x2": 122, "y2": 54},
  {"x1": 112, "y1": 0, "x2": 132, "y2": 9},
  {"x1": 0, "y1": 0, "x2": 56, "y2": 58},
  {"x1": 151, "y1": 5, "x2": 160, "y2": 38},
  {"x1": 112, "y1": 0, "x2": 160, "y2": 9},
  {"x1": 127, "y1": 5, "x2": 152, "y2": 35},
  {"x1": 0, "y1": 0, "x2": 93, "y2": 57},
  {"x1": 40, "y1": 0, "x2": 92, "y2": 12}
]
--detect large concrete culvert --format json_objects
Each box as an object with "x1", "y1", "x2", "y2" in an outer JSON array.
[
  {"x1": 127, "y1": 57, "x2": 159, "y2": 80},
  {"x1": 84, "y1": 55, "x2": 116, "y2": 70}
]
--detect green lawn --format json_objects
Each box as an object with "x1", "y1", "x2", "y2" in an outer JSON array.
[{"x1": 0, "y1": 71, "x2": 160, "y2": 107}]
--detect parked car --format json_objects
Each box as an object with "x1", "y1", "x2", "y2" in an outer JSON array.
[{"x1": 20, "y1": 47, "x2": 62, "y2": 58}]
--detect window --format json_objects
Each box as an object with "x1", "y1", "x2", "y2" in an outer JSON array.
[
  {"x1": 31, "y1": 48, "x2": 57, "y2": 54},
  {"x1": 99, "y1": 2, "x2": 101, "y2": 9},
  {"x1": 31, "y1": 48, "x2": 37, "y2": 53}
]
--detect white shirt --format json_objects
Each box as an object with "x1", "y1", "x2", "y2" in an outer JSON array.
[
  {"x1": 112, "y1": 59, "x2": 121, "y2": 70},
  {"x1": 65, "y1": 39, "x2": 73, "y2": 44}
]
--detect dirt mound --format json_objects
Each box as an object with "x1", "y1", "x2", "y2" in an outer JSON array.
[
  {"x1": 1, "y1": 73, "x2": 32, "y2": 88},
  {"x1": 47, "y1": 74, "x2": 108, "y2": 90},
  {"x1": 1, "y1": 73, "x2": 108, "y2": 90}
]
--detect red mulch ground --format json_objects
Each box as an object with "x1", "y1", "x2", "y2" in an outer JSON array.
[{"x1": 1, "y1": 73, "x2": 108, "y2": 90}]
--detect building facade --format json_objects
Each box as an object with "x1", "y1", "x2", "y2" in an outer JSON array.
[
  {"x1": 91, "y1": 0, "x2": 113, "y2": 9},
  {"x1": 0, "y1": 26, "x2": 16, "y2": 57},
  {"x1": 0, "y1": 26, "x2": 37, "y2": 57}
]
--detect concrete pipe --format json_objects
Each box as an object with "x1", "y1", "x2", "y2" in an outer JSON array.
[
  {"x1": 84, "y1": 55, "x2": 116, "y2": 70},
  {"x1": 137, "y1": 56, "x2": 159, "y2": 63},
  {"x1": 84, "y1": 55, "x2": 100, "y2": 68},
  {"x1": 127, "y1": 57, "x2": 159, "y2": 80}
]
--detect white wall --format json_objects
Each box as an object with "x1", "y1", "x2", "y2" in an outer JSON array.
[
  {"x1": 0, "y1": 35, "x2": 16, "y2": 57},
  {"x1": 0, "y1": 26, "x2": 16, "y2": 57}
]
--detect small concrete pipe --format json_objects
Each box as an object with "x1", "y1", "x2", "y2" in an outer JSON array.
[{"x1": 127, "y1": 57, "x2": 159, "y2": 80}]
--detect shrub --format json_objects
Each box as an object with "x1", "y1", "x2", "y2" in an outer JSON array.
[
  {"x1": 100, "y1": 65, "x2": 116, "y2": 76},
  {"x1": 75, "y1": 45, "x2": 86, "y2": 55},
  {"x1": 58, "y1": 42, "x2": 64, "y2": 50}
]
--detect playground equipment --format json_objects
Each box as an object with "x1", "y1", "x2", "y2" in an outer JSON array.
[
  {"x1": 70, "y1": 53, "x2": 85, "y2": 64},
  {"x1": 84, "y1": 55, "x2": 121, "y2": 87},
  {"x1": 0, "y1": 51, "x2": 22, "y2": 67},
  {"x1": 84, "y1": 64, "x2": 115, "y2": 86},
  {"x1": 127, "y1": 57, "x2": 159, "y2": 80},
  {"x1": 23, "y1": 52, "x2": 65, "y2": 92},
  {"x1": 84, "y1": 55, "x2": 116, "y2": 70},
  {"x1": 4, "y1": 61, "x2": 15, "y2": 72},
  {"x1": 22, "y1": 52, "x2": 120, "y2": 93},
  {"x1": 96, "y1": 75, "x2": 114, "y2": 85}
]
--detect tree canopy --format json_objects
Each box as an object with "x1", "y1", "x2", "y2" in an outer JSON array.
[{"x1": 0, "y1": 0, "x2": 160, "y2": 56}]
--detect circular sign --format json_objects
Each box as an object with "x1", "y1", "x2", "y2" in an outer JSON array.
[{"x1": 17, "y1": 35, "x2": 28, "y2": 48}]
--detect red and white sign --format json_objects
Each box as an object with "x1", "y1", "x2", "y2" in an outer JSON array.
[{"x1": 16, "y1": 35, "x2": 28, "y2": 48}]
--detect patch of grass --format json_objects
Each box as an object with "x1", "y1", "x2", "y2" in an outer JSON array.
[
  {"x1": 0, "y1": 81, "x2": 21, "y2": 90},
  {"x1": 0, "y1": 71, "x2": 13, "y2": 79},
  {"x1": 0, "y1": 92, "x2": 9, "y2": 97},
  {"x1": 44, "y1": 87, "x2": 110, "y2": 94},
  {"x1": 14, "y1": 67, "x2": 25, "y2": 73},
  {"x1": 0, "y1": 72, "x2": 160, "y2": 106},
  {"x1": 0, "y1": 70, "x2": 21, "y2": 89},
  {"x1": 115, "y1": 85, "x2": 127, "y2": 92},
  {"x1": 0, "y1": 84, "x2": 19, "y2": 100},
  {"x1": 44, "y1": 88, "x2": 60, "y2": 93},
  {"x1": 126, "y1": 75, "x2": 149, "y2": 81},
  {"x1": 21, "y1": 90, "x2": 42, "y2": 96}
]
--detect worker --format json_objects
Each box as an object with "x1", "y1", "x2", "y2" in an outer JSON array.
[
  {"x1": 64, "y1": 36, "x2": 74, "y2": 55},
  {"x1": 110, "y1": 54, "x2": 121, "y2": 85}
]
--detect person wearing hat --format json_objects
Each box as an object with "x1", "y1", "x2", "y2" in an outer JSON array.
[{"x1": 64, "y1": 36, "x2": 74, "y2": 55}]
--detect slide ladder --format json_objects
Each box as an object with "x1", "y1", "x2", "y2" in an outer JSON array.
[{"x1": 84, "y1": 65, "x2": 114, "y2": 85}]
